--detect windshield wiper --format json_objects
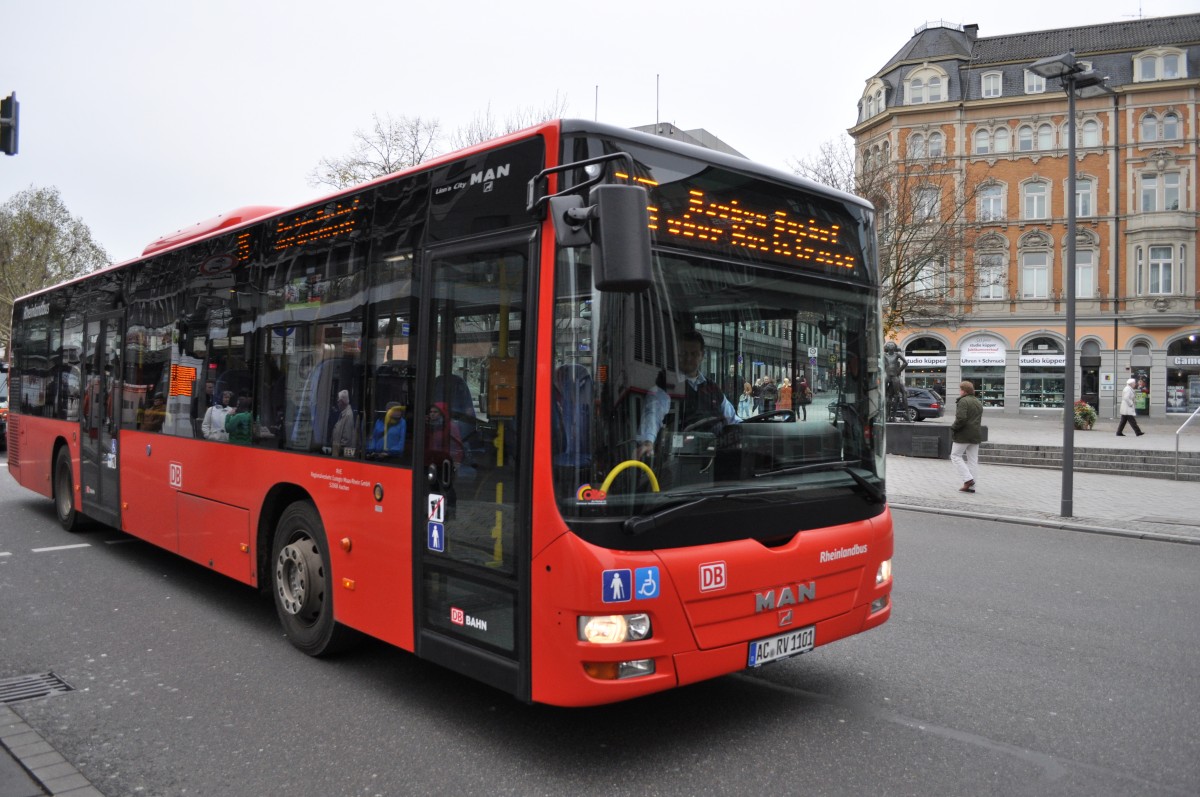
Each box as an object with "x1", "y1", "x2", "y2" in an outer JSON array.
[
  {"x1": 754, "y1": 460, "x2": 885, "y2": 504},
  {"x1": 622, "y1": 486, "x2": 795, "y2": 537}
]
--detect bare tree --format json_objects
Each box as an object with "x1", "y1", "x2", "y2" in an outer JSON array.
[
  {"x1": 793, "y1": 135, "x2": 981, "y2": 338},
  {"x1": 0, "y1": 186, "x2": 110, "y2": 351},
  {"x1": 449, "y1": 93, "x2": 571, "y2": 149},
  {"x1": 312, "y1": 98, "x2": 572, "y2": 190},
  {"x1": 308, "y1": 113, "x2": 443, "y2": 190}
]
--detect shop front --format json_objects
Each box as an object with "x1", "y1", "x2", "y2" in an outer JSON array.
[
  {"x1": 960, "y1": 334, "x2": 1006, "y2": 408},
  {"x1": 1130, "y1": 341, "x2": 1152, "y2": 416},
  {"x1": 1166, "y1": 336, "x2": 1200, "y2": 414},
  {"x1": 903, "y1": 336, "x2": 947, "y2": 398},
  {"x1": 1019, "y1": 337, "x2": 1065, "y2": 410}
]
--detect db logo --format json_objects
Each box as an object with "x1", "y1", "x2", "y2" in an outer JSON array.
[
  {"x1": 450, "y1": 607, "x2": 465, "y2": 626},
  {"x1": 576, "y1": 484, "x2": 608, "y2": 502},
  {"x1": 700, "y1": 561, "x2": 727, "y2": 592},
  {"x1": 169, "y1": 462, "x2": 183, "y2": 489}
]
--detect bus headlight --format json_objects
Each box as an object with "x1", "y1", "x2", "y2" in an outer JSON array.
[
  {"x1": 876, "y1": 558, "x2": 892, "y2": 585},
  {"x1": 578, "y1": 613, "x2": 652, "y2": 644}
]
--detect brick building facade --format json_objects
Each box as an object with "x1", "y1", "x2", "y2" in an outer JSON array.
[{"x1": 851, "y1": 15, "x2": 1200, "y2": 418}]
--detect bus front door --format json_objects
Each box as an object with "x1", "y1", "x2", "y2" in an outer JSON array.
[
  {"x1": 415, "y1": 233, "x2": 533, "y2": 701},
  {"x1": 80, "y1": 313, "x2": 123, "y2": 527}
]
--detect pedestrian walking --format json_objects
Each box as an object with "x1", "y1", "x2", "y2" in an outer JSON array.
[
  {"x1": 1115, "y1": 377, "x2": 1145, "y2": 437},
  {"x1": 950, "y1": 380, "x2": 983, "y2": 493}
]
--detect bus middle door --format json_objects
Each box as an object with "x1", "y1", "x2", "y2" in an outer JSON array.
[
  {"x1": 80, "y1": 313, "x2": 123, "y2": 527},
  {"x1": 415, "y1": 233, "x2": 533, "y2": 701}
]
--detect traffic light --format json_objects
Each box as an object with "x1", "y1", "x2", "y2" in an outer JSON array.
[{"x1": 1, "y1": 93, "x2": 18, "y2": 156}]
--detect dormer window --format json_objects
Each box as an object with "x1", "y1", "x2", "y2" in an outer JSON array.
[
  {"x1": 1024, "y1": 71, "x2": 1046, "y2": 94},
  {"x1": 906, "y1": 66, "x2": 949, "y2": 105},
  {"x1": 981, "y1": 71, "x2": 1002, "y2": 98},
  {"x1": 1135, "y1": 48, "x2": 1186, "y2": 82}
]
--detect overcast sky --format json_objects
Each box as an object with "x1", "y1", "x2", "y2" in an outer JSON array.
[{"x1": 3, "y1": 0, "x2": 1193, "y2": 264}]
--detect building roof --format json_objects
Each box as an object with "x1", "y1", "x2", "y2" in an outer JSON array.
[
  {"x1": 971, "y1": 13, "x2": 1200, "y2": 65},
  {"x1": 878, "y1": 13, "x2": 1200, "y2": 73}
]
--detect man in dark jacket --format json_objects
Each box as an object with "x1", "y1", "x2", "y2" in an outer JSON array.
[{"x1": 950, "y1": 380, "x2": 983, "y2": 493}]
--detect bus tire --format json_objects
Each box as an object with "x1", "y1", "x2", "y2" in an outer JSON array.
[
  {"x1": 53, "y1": 447, "x2": 81, "y2": 533},
  {"x1": 271, "y1": 501, "x2": 351, "y2": 656}
]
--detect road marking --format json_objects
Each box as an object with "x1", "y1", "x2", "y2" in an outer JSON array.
[
  {"x1": 31, "y1": 543, "x2": 92, "y2": 553},
  {"x1": 0, "y1": 552, "x2": 11, "y2": 558}
]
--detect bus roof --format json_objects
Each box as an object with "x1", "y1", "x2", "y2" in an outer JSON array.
[{"x1": 16, "y1": 119, "x2": 871, "y2": 304}]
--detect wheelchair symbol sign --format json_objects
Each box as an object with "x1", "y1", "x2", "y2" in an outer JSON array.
[{"x1": 635, "y1": 567, "x2": 660, "y2": 599}]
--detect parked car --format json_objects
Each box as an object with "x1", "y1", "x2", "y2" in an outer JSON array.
[{"x1": 905, "y1": 386, "x2": 944, "y2": 422}]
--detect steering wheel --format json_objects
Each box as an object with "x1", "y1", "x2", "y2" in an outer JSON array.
[
  {"x1": 744, "y1": 409, "x2": 795, "y2": 423},
  {"x1": 680, "y1": 415, "x2": 725, "y2": 434}
]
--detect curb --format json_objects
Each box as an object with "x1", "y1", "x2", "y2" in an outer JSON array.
[
  {"x1": 889, "y1": 501, "x2": 1200, "y2": 545},
  {"x1": 0, "y1": 705, "x2": 101, "y2": 797}
]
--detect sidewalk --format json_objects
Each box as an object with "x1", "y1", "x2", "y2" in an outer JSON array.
[
  {"x1": 886, "y1": 409, "x2": 1200, "y2": 544},
  {"x1": 0, "y1": 704, "x2": 100, "y2": 797}
]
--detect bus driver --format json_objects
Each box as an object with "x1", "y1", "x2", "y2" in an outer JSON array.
[{"x1": 636, "y1": 330, "x2": 740, "y2": 459}]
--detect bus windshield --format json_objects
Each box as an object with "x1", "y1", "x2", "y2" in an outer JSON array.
[{"x1": 550, "y1": 208, "x2": 883, "y2": 550}]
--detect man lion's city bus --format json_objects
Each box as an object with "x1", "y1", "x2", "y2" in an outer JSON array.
[{"x1": 6, "y1": 120, "x2": 892, "y2": 706}]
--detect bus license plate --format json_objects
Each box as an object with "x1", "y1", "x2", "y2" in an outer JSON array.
[{"x1": 747, "y1": 625, "x2": 815, "y2": 667}]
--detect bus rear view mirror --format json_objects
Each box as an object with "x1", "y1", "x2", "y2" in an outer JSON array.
[
  {"x1": 547, "y1": 186, "x2": 652, "y2": 293},
  {"x1": 590, "y1": 185, "x2": 652, "y2": 293}
]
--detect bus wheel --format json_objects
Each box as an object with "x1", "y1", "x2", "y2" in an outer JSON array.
[
  {"x1": 271, "y1": 502, "x2": 350, "y2": 656},
  {"x1": 53, "y1": 447, "x2": 80, "y2": 532}
]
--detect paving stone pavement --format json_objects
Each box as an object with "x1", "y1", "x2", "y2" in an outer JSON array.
[{"x1": 886, "y1": 409, "x2": 1200, "y2": 544}]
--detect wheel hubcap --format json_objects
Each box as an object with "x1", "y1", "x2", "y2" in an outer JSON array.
[{"x1": 276, "y1": 537, "x2": 325, "y2": 619}]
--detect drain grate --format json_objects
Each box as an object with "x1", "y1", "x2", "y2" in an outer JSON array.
[{"x1": 0, "y1": 672, "x2": 74, "y2": 704}]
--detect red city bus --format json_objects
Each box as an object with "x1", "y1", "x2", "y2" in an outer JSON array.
[{"x1": 6, "y1": 120, "x2": 892, "y2": 706}]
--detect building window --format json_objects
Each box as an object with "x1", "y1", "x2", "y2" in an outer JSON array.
[
  {"x1": 1022, "y1": 181, "x2": 1048, "y2": 220},
  {"x1": 913, "y1": 258, "x2": 945, "y2": 296},
  {"x1": 1079, "y1": 119, "x2": 1100, "y2": 147},
  {"x1": 927, "y1": 77, "x2": 942, "y2": 103},
  {"x1": 1017, "y1": 125, "x2": 1034, "y2": 152},
  {"x1": 1141, "y1": 113, "x2": 1158, "y2": 142},
  {"x1": 1075, "y1": 178, "x2": 1095, "y2": 217},
  {"x1": 977, "y1": 253, "x2": 1006, "y2": 300},
  {"x1": 982, "y1": 72, "x2": 1002, "y2": 98},
  {"x1": 1141, "y1": 173, "x2": 1181, "y2": 212},
  {"x1": 994, "y1": 127, "x2": 1010, "y2": 153},
  {"x1": 909, "y1": 133, "x2": 925, "y2": 159},
  {"x1": 1075, "y1": 250, "x2": 1094, "y2": 298},
  {"x1": 1162, "y1": 113, "x2": 1180, "y2": 140},
  {"x1": 1024, "y1": 71, "x2": 1046, "y2": 94},
  {"x1": 1141, "y1": 174, "x2": 1157, "y2": 211},
  {"x1": 979, "y1": 184, "x2": 1005, "y2": 222},
  {"x1": 974, "y1": 128, "x2": 990, "y2": 155},
  {"x1": 1165, "y1": 173, "x2": 1180, "y2": 211},
  {"x1": 1150, "y1": 246, "x2": 1174, "y2": 294},
  {"x1": 927, "y1": 131, "x2": 944, "y2": 158},
  {"x1": 1020, "y1": 251, "x2": 1049, "y2": 298},
  {"x1": 915, "y1": 187, "x2": 940, "y2": 221},
  {"x1": 1037, "y1": 123, "x2": 1054, "y2": 151},
  {"x1": 1136, "y1": 49, "x2": 1187, "y2": 82},
  {"x1": 910, "y1": 78, "x2": 925, "y2": 104}
]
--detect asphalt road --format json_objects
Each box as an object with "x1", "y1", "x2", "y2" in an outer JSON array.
[{"x1": 1, "y1": 468, "x2": 1198, "y2": 796}]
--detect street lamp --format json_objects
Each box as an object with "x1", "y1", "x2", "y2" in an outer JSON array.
[{"x1": 1027, "y1": 51, "x2": 1109, "y2": 518}]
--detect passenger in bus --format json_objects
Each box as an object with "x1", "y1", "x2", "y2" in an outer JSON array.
[
  {"x1": 424, "y1": 402, "x2": 464, "y2": 465},
  {"x1": 366, "y1": 401, "x2": 406, "y2": 459},
  {"x1": 331, "y1": 389, "x2": 359, "y2": 457},
  {"x1": 636, "y1": 330, "x2": 740, "y2": 459},
  {"x1": 202, "y1": 390, "x2": 234, "y2": 442},
  {"x1": 225, "y1": 396, "x2": 254, "y2": 444},
  {"x1": 425, "y1": 402, "x2": 464, "y2": 516},
  {"x1": 140, "y1": 393, "x2": 167, "y2": 433}
]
